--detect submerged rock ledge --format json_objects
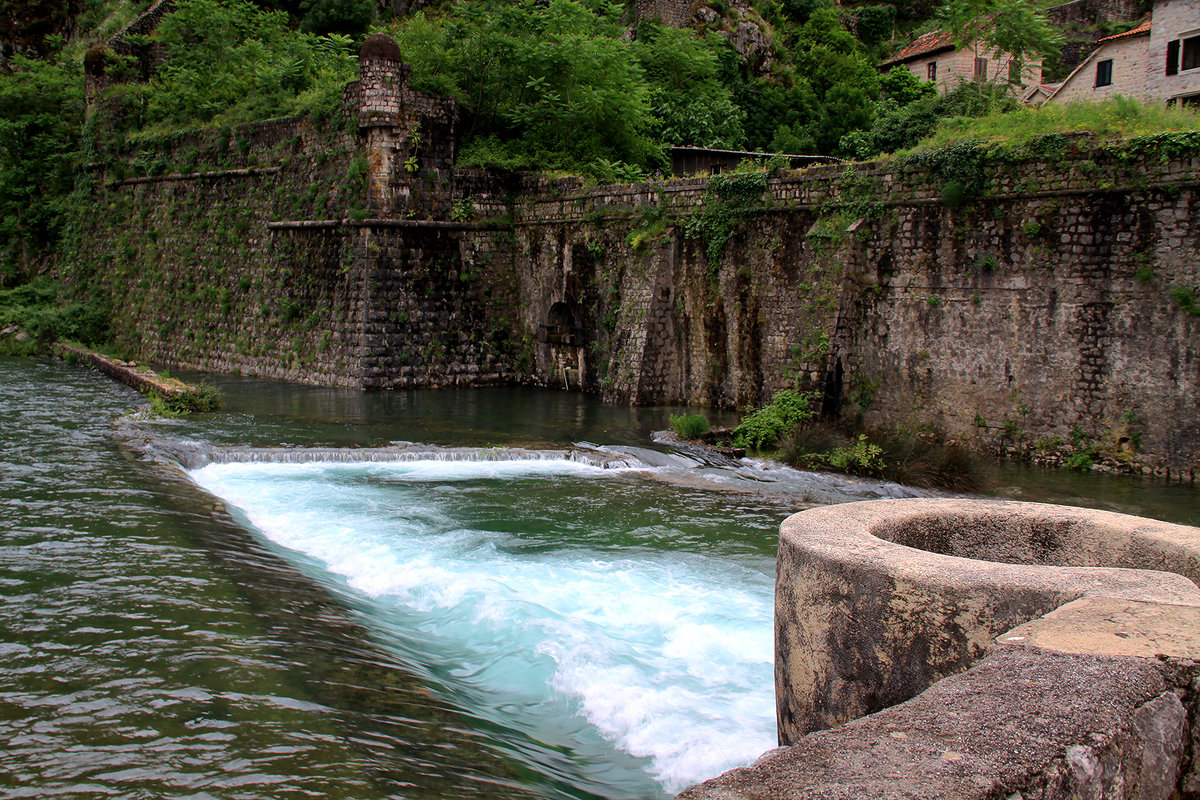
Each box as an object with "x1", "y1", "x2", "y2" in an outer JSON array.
[{"x1": 681, "y1": 499, "x2": 1200, "y2": 799}]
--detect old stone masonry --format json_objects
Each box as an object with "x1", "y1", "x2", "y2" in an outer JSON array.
[{"x1": 78, "y1": 33, "x2": 1200, "y2": 479}]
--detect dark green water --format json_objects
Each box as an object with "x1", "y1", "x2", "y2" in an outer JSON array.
[
  {"x1": 2, "y1": 356, "x2": 1197, "y2": 800},
  {"x1": 1, "y1": 358, "x2": 782, "y2": 800}
]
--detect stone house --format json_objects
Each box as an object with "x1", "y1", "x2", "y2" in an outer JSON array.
[
  {"x1": 1148, "y1": 0, "x2": 1200, "y2": 102},
  {"x1": 879, "y1": 29, "x2": 1043, "y2": 97},
  {"x1": 1047, "y1": 0, "x2": 1200, "y2": 105},
  {"x1": 1045, "y1": 21, "x2": 1152, "y2": 103}
]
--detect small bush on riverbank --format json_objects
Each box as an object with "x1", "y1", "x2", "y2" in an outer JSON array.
[
  {"x1": 669, "y1": 412, "x2": 710, "y2": 439},
  {"x1": 149, "y1": 382, "x2": 222, "y2": 416},
  {"x1": 733, "y1": 389, "x2": 818, "y2": 449},
  {"x1": 745, "y1": 408, "x2": 991, "y2": 491}
]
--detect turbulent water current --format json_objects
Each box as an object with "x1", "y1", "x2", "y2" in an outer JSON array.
[{"x1": 3, "y1": 356, "x2": 1198, "y2": 800}]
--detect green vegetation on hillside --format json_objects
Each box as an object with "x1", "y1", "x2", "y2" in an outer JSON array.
[
  {"x1": 2, "y1": 0, "x2": 1198, "y2": 282},
  {"x1": 103, "y1": 0, "x2": 359, "y2": 136},
  {"x1": 0, "y1": 276, "x2": 110, "y2": 354},
  {"x1": 387, "y1": 0, "x2": 664, "y2": 175},
  {"x1": 907, "y1": 95, "x2": 1200, "y2": 150},
  {"x1": 0, "y1": 55, "x2": 84, "y2": 274}
]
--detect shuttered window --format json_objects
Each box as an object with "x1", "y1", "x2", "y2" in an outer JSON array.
[{"x1": 1183, "y1": 35, "x2": 1200, "y2": 70}]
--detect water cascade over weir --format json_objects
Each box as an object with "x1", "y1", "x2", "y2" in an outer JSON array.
[
  {"x1": 183, "y1": 445, "x2": 779, "y2": 795},
  {"x1": 7, "y1": 363, "x2": 1200, "y2": 799}
]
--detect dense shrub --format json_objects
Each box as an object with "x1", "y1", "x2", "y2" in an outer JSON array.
[
  {"x1": 390, "y1": 0, "x2": 658, "y2": 177},
  {"x1": 0, "y1": 276, "x2": 110, "y2": 349},
  {"x1": 118, "y1": 0, "x2": 358, "y2": 132},
  {"x1": 733, "y1": 389, "x2": 818, "y2": 449},
  {"x1": 840, "y1": 81, "x2": 1018, "y2": 159},
  {"x1": 778, "y1": 422, "x2": 990, "y2": 490},
  {"x1": 0, "y1": 55, "x2": 84, "y2": 269},
  {"x1": 298, "y1": 0, "x2": 373, "y2": 36},
  {"x1": 669, "y1": 413, "x2": 711, "y2": 439}
]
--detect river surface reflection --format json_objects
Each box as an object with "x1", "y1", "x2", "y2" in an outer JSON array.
[{"x1": 1, "y1": 356, "x2": 1196, "y2": 800}]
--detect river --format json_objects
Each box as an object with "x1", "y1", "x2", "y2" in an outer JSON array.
[{"x1": 2, "y1": 356, "x2": 1196, "y2": 800}]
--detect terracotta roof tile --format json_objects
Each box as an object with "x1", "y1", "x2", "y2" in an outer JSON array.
[
  {"x1": 1097, "y1": 19, "x2": 1151, "y2": 43},
  {"x1": 881, "y1": 30, "x2": 958, "y2": 67}
]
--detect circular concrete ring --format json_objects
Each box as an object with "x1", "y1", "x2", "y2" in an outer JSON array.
[{"x1": 774, "y1": 498, "x2": 1200, "y2": 744}]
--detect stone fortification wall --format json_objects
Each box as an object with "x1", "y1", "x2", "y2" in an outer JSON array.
[
  {"x1": 71, "y1": 113, "x2": 367, "y2": 385},
  {"x1": 839, "y1": 149, "x2": 1199, "y2": 480},
  {"x1": 511, "y1": 141, "x2": 1200, "y2": 478},
  {"x1": 70, "y1": 33, "x2": 1199, "y2": 475},
  {"x1": 634, "y1": 0, "x2": 696, "y2": 27},
  {"x1": 511, "y1": 178, "x2": 842, "y2": 409},
  {"x1": 69, "y1": 38, "x2": 520, "y2": 389}
]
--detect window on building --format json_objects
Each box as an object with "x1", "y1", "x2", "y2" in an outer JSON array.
[
  {"x1": 1008, "y1": 59, "x2": 1021, "y2": 84},
  {"x1": 1167, "y1": 39, "x2": 1180, "y2": 74},
  {"x1": 1182, "y1": 93, "x2": 1200, "y2": 107},
  {"x1": 927, "y1": 61, "x2": 937, "y2": 81},
  {"x1": 1183, "y1": 35, "x2": 1200, "y2": 70},
  {"x1": 1095, "y1": 58, "x2": 1113, "y2": 87},
  {"x1": 974, "y1": 57, "x2": 988, "y2": 79}
]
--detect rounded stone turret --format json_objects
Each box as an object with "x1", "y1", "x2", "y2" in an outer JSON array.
[
  {"x1": 358, "y1": 33, "x2": 409, "y2": 127},
  {"x1": 360, "y1": 33, "x2": 403, "y2": 63}
]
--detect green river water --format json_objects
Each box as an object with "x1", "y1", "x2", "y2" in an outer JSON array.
[{"x1": 1, "y1": 355, "x2": 1196, "y2": 800}]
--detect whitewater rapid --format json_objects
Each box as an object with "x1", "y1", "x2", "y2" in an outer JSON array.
[{"x1": 187, "y1": 454, "x2": 779, "y2": 795}]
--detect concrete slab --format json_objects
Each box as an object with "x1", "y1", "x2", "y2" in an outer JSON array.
[{"x1": 998, "y1": 596, "x2": 1200, "y2": 660}]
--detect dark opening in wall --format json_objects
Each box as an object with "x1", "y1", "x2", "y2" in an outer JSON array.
[
  {"x1": 540, "y1": 301, "x2": 580, "y2": 345},
  {"x1": 876, "y1": 252, "x2": 895, "y2": 283},
  {"x1": 821, "y1": 357, "x2": 844, "y2": 418}
]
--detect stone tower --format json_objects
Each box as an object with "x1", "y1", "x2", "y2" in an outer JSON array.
[{"x1": 356, "y1": 33, "x2": 457, "y2": 218}]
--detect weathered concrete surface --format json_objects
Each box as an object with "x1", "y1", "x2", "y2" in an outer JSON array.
[
  {"x1": 678, "y1": 648, "x2": 1198, "y2": 800},
  {"x1": 774, "y1": 498, "x2": 1200, "y2": 741},
  {"x1": 999, "y1": 596, "x2": 1200, "y2": 659}
]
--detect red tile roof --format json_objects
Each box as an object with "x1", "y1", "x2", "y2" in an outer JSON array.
[
  {"x1": 1096, "y1": 19, "x2": 1151, "y2": 43},
  {"x1": 880, "y1": 30, "x2": 958, "y2": 67}
]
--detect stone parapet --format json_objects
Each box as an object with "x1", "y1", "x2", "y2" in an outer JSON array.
[
  {"x1": 680, "y1": 648, "x2": 1198, "y2": 800},
  {"x1": 680, "y1": 498, "x2": 1200, "y2": 799}
]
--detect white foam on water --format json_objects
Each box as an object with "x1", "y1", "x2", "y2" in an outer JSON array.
[{"x1": 189, "y1": 458, "x2": 776, "y2": 795}]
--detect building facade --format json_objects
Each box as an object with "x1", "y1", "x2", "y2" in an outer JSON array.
[
  {"x1": 1147, "y1": 0, "x2": 1200, "y2": 103},
  {"x1": 880, "y1": 30, "x2": 1042, "y2": 97},
  {"x1": 1046, "y1": 22, "x2": 1152, "y2": 103},
  {"x1": 1048, "y1": 0, "x2": 1200, "y2": 104}
]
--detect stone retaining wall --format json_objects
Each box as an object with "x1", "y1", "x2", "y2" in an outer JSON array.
[
  {"x1": 70, "y1": 36, "x2": 521, "y2": 389},
  {"x1": 70, "y1": 31, "x2": 1200, "y2": 476},
  {"x1": 510, "y1": 143, "x2": 1200, "y2": 477}
]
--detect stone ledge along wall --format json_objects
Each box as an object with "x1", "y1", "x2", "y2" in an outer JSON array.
[{"x1": 510, "y1": 141, "x2": 1200, "y2": 479}]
